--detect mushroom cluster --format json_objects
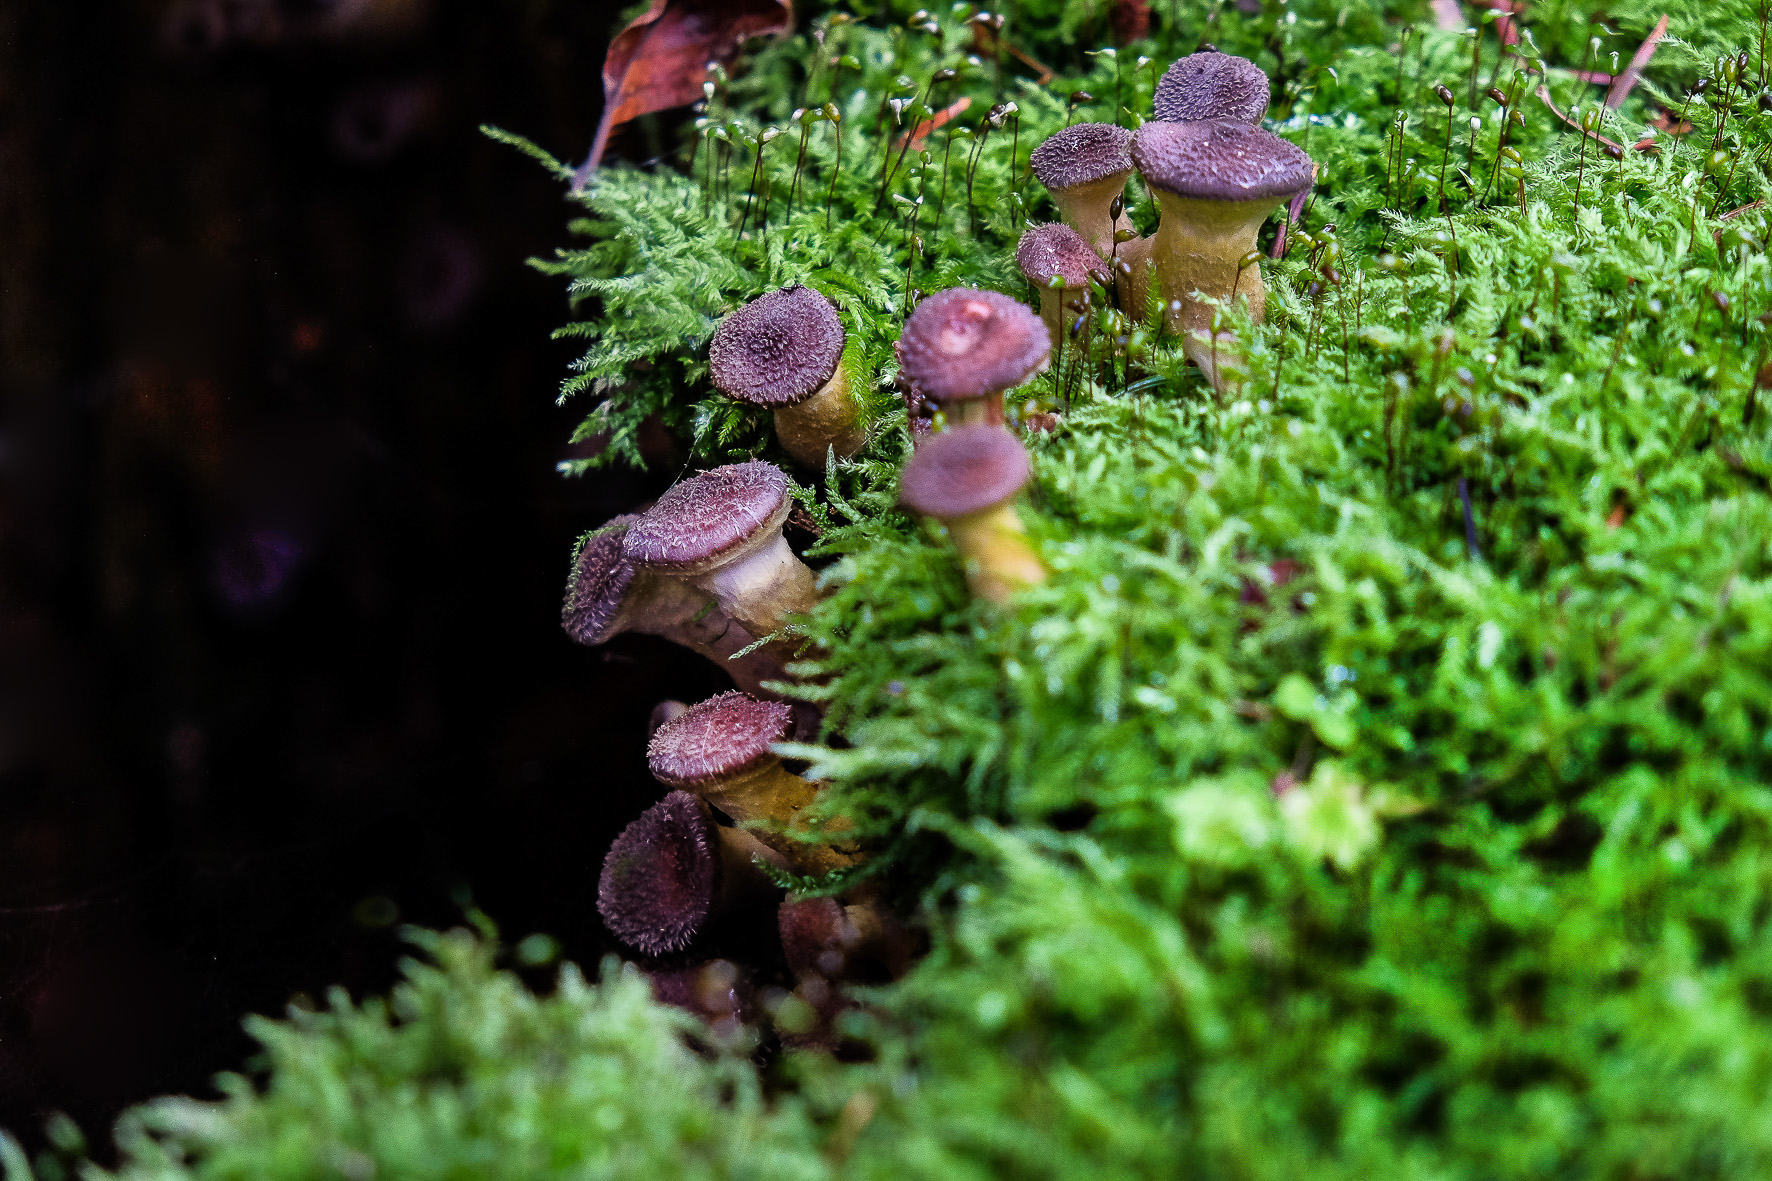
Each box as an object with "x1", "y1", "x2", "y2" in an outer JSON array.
[
  {"x1": 1024, "y1": 48, "x2": 1315, "y2": 392},
  {"x1": 566, "y1": 47, "x2": 1313, "y2": 1032}
]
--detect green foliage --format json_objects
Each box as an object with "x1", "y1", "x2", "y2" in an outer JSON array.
[
  {"x1": 82, "y1": 924, "x2": 831, "y2": 1181},
  {"x1": 32, "y1": 0, "x2": 1772, "y2": 1177}
]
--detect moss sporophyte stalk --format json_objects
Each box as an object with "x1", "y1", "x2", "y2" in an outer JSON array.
[{"x1": 49, "y1": 2, "x2": 1772, "y2": 1178}]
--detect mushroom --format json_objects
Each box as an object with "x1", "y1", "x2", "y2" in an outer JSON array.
[
  {"x1": 1152, "y1": 49, "x2": 1272, "y2": 124},
  {"x1": 710, "y1": 285, "x2": 866, "y2": 470},
  {"x1": 563, "y1": 515, "x2": 789, "y2": 698},
  {"x1": 1128, "y1": 118, "x2": 1315, "y2": 389},
  {"x1": 1015, "y1": 224, "x2": 1111, "y2": 352},
  {"x1": 779, "y1": 895, "x2": 918, "y2": 983},
  {"x1": 648, "y1": 691, "x2": 858, "y2": 875},
  {"x1": 623, "y1": 461, "x2": 820, "y2": 640},
  {"x1": 1027, "y1": 122, "x2": 1137, "y2": 258},
  {"x1": 597, "y1": 790, "x2": 784, "y2": 958},
  {"x1": 895, "y1": 288, "x2": 1050, "y2": 429},
  {"x1": 899, "y1": 423, "x2": 1045, "y2": 602}
]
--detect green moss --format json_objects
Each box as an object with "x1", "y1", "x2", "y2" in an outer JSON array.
[{"x1": 25, "y1": 0, "x2": 1772, "y2": 1177}]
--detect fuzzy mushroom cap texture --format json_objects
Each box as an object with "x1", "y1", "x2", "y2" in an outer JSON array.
[
  {"x1": 649, "y1": 690, "x2": 797, "y2": 788},
  {"x1": 897, "y1": 288, "x2": 1051, "y2": 400},
  {"x1": 899, "y1": 424, "x2": 1032, "y2": 519},
  {"x1": 1130, "y1": 118, "x2": 1315, "y2": 202},
  {"x1": 1152, "y1": 50, "x2": 1271, "y2": 124},
  {"x1": 1028, "y1": 122, "x2": 1135, "y2": 191},
  {"x1": 1016, "y1": 224, "x2": 1109, "y2": 288},
  {"x1": 708, "y1": 286, "x2": 846, "y2": 408},
  {"x1": 562, "y1": 515, "x2": 640, "y2": 645},
  {"x1": 623, "y1": 462, "x2": 792, "y2": 573},
  {"x1": 598, "y1": 791, "x2": 719, "y2": 956}
]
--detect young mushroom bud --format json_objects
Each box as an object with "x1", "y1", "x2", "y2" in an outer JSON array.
[
  {"x1": 1129, "y1": 119, "x2": 1314, "y2": 390},
  {"x1": 1028, "y1": 122, "x2": 1136, "y2": 258},
  {"x1": 1152, "y1": 49, "x2": 1272, "y2": 123},
  {"x1": 896, "y1": 288, "x2": 1050, "y2": 429},
  {"x1": 899, "y1": 423, "x2": 1045, "y2": 602},
  {"x1": 648, "y1": 691, "x2": 858, "y2": 875},
  {"x1": 1016, "y1": 223, "x2": 1110, "y2": 351},
  {"x1": 564, "y1": 516, "x2": 788, "y2": 699},
  {"x1": 709, "y1": 285, "x2": 866, "y2": 470},
  {"x1": 778, "y1": 895, "x2": 919, "y2": 983},
  {"x1": 597, "y1": 790, "x2": 784, "y2": 958},
  {"x1": 623, "y1": 461, "x2": 819, "y2": 640}
]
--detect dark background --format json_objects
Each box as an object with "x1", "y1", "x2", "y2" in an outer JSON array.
[{"x1": 0, "y1": 0, "x2": 729, "y2": 1151}]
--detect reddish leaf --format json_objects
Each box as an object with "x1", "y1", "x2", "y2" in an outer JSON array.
[
  {"x1": 574, "y1": 0, "x2": 792, "y2": 189},
  {"x1": 1604, "y1": 14, "x2": 1667, "y2": 109},
  {"x1": 1430, "y1": 0, "x2": 1465, "y2": 31},
  {"x1": 903, "y1": 97, "x2": 971, "y2": 153}
]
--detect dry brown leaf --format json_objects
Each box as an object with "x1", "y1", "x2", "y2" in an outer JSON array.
[
  {"x1": 574, "y1": 0, "x2": 793, "y2": 189},
  {"x1": 1536, "y1": 84, "x2": 1637, "y2": 155}
]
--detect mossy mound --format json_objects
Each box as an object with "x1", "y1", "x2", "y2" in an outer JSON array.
[{"x1": 25, "y1": 1, "x2": 1772, "y2": 1177}]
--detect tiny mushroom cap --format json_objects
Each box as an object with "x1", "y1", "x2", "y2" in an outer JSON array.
[
  {"x1": 1152, "y1": 49, "x2": 1272, "y2": 124},
  {"x1": 562, "y1": 513, "x2": 642, "y2": 645},
  {"x1": 1015, "y1": 223, "x2": 1109, "y2": 290},
  {"x1": 1017, "y1": 224, "x2": 1109, "y2": 349},
  {"x1": 1130, "y1": 118, "x2": 1315, "y2": 204},
  {"x1": 897, "y1": 288, "x2": 1050, "y2": 403},
  {"x1": 648, "y1": 690, "x2": 796, "y2": 790},
  {"x1": 598, "y1": 790, "x2": 721, "y2": 957},
  {"x1": 624, "y1": 462, "x2": 792, "y2": 577},
  {"x1": 1028, "y1": 121, "x2": 1135, "y2": 192},
  {"x1": 899, "y1": 424, "x2": 1031, "y2": 520},
  {"x1": 708, "y1": 285, "x2": 845, "y2": 408}
]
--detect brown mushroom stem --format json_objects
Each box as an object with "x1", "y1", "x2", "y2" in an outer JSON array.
[
  {"x1": 947, "y1": 503, "x2": 1046, "y2": 603},
  {"x1": 772, "y1": 364, "x2": 867, "y2": 469},
  {"x1": 697, "y1": 761, "x2": 860, "y2": 876},
  {"x1": 1052, "y1": 174, "x2": 1138, "y2": 259},
  {"x1": 689, "y1": 531, "x2": 821, "y2": 640}
]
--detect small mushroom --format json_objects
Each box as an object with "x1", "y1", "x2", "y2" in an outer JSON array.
[
  {"x1": 1028, "y1": 122, "x2": 1137, "y2": 258},
  {"x1": 779, "y1": 895, "x2": 918, "y2": 983},
  {"x1": 597, "y1": 790, "x2": 784, "y2": 958},
  {"x1": 623, "y1": 462, "x2": 820, "y2": 640},
  {"x1": 710, "y1": 286, "x2": 866, "y2": 470},
  {"x1": 1129, "y1": 118, "x2": 1315, "y2": 389},
  {"x1": 1015, "y1": 224, "x2": 1111, "y2": 351},
  {"x1": 648, "y1": 692, "x2": 858, "y2": 875},
  {"x1": 563, "y1": 516, "x2": 788, "y2": 698},
  {"x1": 899, "y1": 423, "x2": 1045, "y2": 602},
  {"x1": 1152, "y1": 49, "x2": 1271, "y2": 124},
  {"x1": 896, "y1": 288, "x2": 1050, "y2": 429}
]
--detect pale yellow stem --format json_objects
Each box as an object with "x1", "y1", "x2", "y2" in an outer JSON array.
[
  {"x1": 1147, "y1": 192, "x2": 1280, "y2": 396},
  {"x1": 693, "y1": 531, "x2": 821, "y2": 639},
  {"x1": 1050, "y1": 173, "x2": 1137, "y2": 258},
  {"x1": 698, "y1": 760, "x2": 861, "y2": 876},
  {"x1": 946, "y1": 500, "x2": 1046, "y2": 603},
  {"x1": 773, "y1": 365, "x2": 867, "y2": 470}
]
